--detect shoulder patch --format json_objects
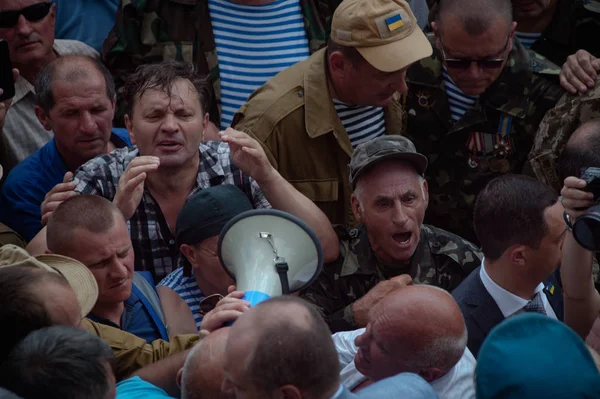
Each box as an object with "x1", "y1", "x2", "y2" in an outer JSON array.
[{"x1": 528, "y1": 49, "x2": 561, "y2": 75}]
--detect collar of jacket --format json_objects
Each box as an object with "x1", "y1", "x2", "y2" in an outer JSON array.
[
  {"x1": 303, "y1": 48, "x2": 403, "y2": 142},
  {"x1": 407, "y1": 34, "x2": 538, "y2": 121}
]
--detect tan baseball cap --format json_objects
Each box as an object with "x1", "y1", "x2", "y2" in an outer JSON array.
[
  {"x1": 0, "y1": 245, "x2": 99, "y2": 318},
  {"x1": 331, "y1": 0, "x2": 432, "y2": 72}
]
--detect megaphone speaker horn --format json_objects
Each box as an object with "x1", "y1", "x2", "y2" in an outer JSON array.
[{"x1": 217, "y1": 209, "x2": 324, "y2": 307}]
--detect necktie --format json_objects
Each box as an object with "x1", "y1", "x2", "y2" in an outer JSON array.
[{"x1": 524, "y1": 291, "x2": 547, "y2": 315}]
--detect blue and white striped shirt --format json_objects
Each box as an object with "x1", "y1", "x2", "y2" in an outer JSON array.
[
  {"x1": 208, "y1": 0, "x2": 310, "y2": 129},
  {"x1": 158, "y1": 268, "x2": 203, "y2": 331},
  {"x1": 333, "y1": 100, "x2": 386, "y2": 149},
  {"x1": 442, "y1": 66, "x2": 478, "y2": 123},
  {"x1": 515, "y1": 31, "x2": 542, "y2": 49}
]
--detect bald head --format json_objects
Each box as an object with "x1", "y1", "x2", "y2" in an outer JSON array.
[
  {"x1": 181, "y1": 328, "x2": 230, "y2": 399},
  {"x1": 371, "y1": 286, "x2": 466, "y2": 378},
  {"x1": 436, "y1": 0, "x2": 513, "y2": 36},
  {"x1": 558, "y1": 119, "x2": 600, "y2": 182},
  {"x1": 224, "y1": 296, "x2": 340, "y2": 399}
]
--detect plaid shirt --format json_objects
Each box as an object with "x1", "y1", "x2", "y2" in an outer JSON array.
[{"x1": 73, "y1": 141, "x2": 270, "y2": 282}]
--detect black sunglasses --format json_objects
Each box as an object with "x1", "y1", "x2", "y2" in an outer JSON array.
[
  {"x1": 0, "y1": 2, "x2": 53, "y2": 29},
  {"x1": 440, "y1": 37, "x2": 510, "y2": 70}
]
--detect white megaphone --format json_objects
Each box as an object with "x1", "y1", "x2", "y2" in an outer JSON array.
[{"x1": 217, "y1": 209, "x2": 324, "y2": 307}]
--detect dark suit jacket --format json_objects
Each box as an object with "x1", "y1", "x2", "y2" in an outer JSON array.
[{"x1": 452, "y1": 266, "x2": 564, "y2": 358}]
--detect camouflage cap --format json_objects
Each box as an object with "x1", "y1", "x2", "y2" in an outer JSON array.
[
  {"x1": 349, "y1": 135, "x2": 428, "y2": 188},
  {"x1": 331, "y1": 0, "x2": 432, "y2": 72},
  {"x1": 0, "y1": 244, "x2": 99, "y2": 318}
]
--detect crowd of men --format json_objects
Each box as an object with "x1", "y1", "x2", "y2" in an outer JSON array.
[{"x1": 2, "y1": 0, "x2": 600, "y2": 397}]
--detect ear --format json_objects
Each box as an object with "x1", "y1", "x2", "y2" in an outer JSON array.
[
  {"x1": 49, "y1": 2, "x2": 57, "y2": 25},
  {"x1": 35, "y1": 106, "x2": 53, "y2": 131},
  {"x1": 328, "y1": 50, "x2": 349, "y2": 80},
  {"x1": 180, "y1": 243, "x2": 197, "y2": 265},
  {"x1": 280, "y1": 385, "x2": 302, "y2": 399},
  {"x1": 422, "y1": 179, "x2": 429, "y2": 209},
  {"x1": 507, "y1": 21, "x2": 517, "y2": 52},
  {"x1": 201, "y1": 112, "x2": 209, "y2": 141},
  {"x1": 111, "y1": 96, "x2": 117, "y2": 113},
  {"x1": 124, "y1": 114, "x2": 136, "y2": 145},
  {"x1": 419, "y1": 367, "x2": 443, "y2": 382},
  {"x1": 507, "y1": 245, "x2": 527, "y2": 267},
  {"x1": 431, "y1": 22, "x2": 442, "y2": 52},
  {"x1": 176, "y1": 368, "x2": 183, "y2": 389},
  {"x1": 351, "y1": 193, "x2": 364, "y2": 223}
]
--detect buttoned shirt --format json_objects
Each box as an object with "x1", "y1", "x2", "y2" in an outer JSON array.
[
  {"x1": 0, "y1": 39, "x2": 98, "y2": 174},
  {"x1": 480, "y1": 260, "x2": 557, "y2": 319},
  {"x1": 73, "y1": 141, "x2": 270, "y2": 282}
]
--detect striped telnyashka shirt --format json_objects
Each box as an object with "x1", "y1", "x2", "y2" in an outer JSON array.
[
  {"x1": 158, "y1": 267, "x2": 204, "y2": 331},
  {"x1": 208, "y1": 0, "x2": 310, "y2": 129},
  {"x1": 515, "y1": 31, "x2": 543, "y2": 49},
  {"x1": 442, "y1": 66, "x2": 479, "y2": 124},
  {"x1": 333, "y1": 100, "x2": 386, "y2": 149}
]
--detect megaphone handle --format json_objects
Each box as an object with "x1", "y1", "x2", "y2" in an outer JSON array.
[{"x1": 276, "y1": 261, "x2": 290, "y2": 295}]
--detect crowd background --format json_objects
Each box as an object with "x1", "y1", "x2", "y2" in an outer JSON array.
[{"x1": 1, "y1": 0, "x2": 600, "y2": 398}]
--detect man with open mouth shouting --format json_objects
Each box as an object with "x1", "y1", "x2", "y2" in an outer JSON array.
[{"x1": 302, "y1": 135, "x2": 482, "y2": 333}]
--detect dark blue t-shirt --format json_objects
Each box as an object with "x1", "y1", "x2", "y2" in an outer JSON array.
[{"x1": 0, "y1": 129, "x2": 131, "y2": 241}]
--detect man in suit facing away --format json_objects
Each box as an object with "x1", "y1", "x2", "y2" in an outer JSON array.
[
  {"x1": 221, "y1": 296, "x2": 439, "y2": 399},
  {"x1": 452, "y1": 174, "x2": 566, "y2": 358}
]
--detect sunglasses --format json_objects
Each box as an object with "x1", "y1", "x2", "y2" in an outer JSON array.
[
  {"x1": 0, "y1": 2, "x2": 53, "y2": 29},
  {"x1": 440, "y1": 37, "x2": 510, "y2": 70},
  {"x1": 198, "y1": 293, "x2": 225, "y2": 316}
]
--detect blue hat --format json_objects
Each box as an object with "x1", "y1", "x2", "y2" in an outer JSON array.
[
  {"x1": 476, "y1": 313, "x2": 600, "y2": 399},
  {"x1": 356, "y1": 373, "x2": 439, "y2": 399}
]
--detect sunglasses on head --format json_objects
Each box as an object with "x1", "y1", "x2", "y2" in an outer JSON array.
[
  {"x1": 0, "y1": 2, "x2": 53, "y2": 29},
  {"x1": 440, "y1": 37, "x2": 510, "y2": 70}
]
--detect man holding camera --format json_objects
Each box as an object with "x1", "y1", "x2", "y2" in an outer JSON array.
[{"x1": 557, "y1": 119, "x2": 600, "y2": 341}]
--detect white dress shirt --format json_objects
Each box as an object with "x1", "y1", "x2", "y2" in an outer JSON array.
[
  {"x1": 479, "y1": 259, "x2": 557, "y2": 319},
  {"x1": 332, "y1": 329, "x2": 476, "y2": 399}
]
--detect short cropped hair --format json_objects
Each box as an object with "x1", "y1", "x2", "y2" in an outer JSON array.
[
  {"x1": 35, "y1": 55, "x2": 116, "y2": 114},
  {"x1": 246, "y1": 296, "x2": 339, "y2": 398},
  {"x1": 46, "y1": 195, "x2": 122, "y2": 254},
  {"x1": 123, "y1": 60, "x2": 211, "y2": 116},
  {"x1": 558, "y1": 120, "x2": 600, "y2": 182},
  {"x1": 474, "y1": 174, "x2": 558, "y2": 260},
  {"x1": 0, "y1": 267, "x2": 69, "y2": 360},
  {"x1": 436, "y1": 0, "x2": 513, "y2": 36},
  {"x1": 0, "y1": 326, "x2": 115, "y2": 399}
]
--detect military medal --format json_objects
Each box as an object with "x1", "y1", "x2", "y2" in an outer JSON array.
[
  {"x1": 466, "y1": 132, "x2": 486, "y2": 169},
  {"x1": 490, "y1": 115, "x2": 514, "y2": 174}
]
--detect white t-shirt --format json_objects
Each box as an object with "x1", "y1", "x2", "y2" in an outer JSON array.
[{"x1": 332, "y1": 328, "x2": 477, "y2": 399}]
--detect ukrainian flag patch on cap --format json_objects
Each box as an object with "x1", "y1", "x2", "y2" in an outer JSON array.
[{"x1": 385, "y1": 14, "x2": 404, "y2": 31}]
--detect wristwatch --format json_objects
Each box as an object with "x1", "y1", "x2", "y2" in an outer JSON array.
[{"x1": 564, "y1": 211, "x2": 573, "y2": 232}]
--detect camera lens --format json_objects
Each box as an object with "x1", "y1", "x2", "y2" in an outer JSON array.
[{"x1": 573, "y1": 204, "x2": 600, "y2": 252}]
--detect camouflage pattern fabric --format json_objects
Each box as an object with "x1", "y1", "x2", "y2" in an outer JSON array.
[
  {"x1": 403, "y1": 35, "x2": 564, "y2": 243},
  {"x1": 530, "y1": 82, "x2": 600, "y2": 193},
  {"x1": 102, "y1": 0, "x2": 342, "y2": 127},
  {"x1": 301, "y1": 224, "x2": 482, "y2": 332}
]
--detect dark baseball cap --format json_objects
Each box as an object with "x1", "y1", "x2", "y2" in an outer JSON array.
[
  {"x1": 349, "y1": 135, "x2": 428, "y2": 188},
  {"x1": 176, "y1": 185, "x2": 254, "y2": 246}
]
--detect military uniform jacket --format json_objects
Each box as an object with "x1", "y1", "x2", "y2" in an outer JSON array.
[
  {"x1": 103, "y1": 0, "x2": 342, "y2": 125},
  {"x1": 530, "y1": 82, "x2": 600, "y2": 193},
  {"x1": 301, "y1": 224, "x2": 482, "y2": 333},
  {"x1": 404, "y1": 36, "x2": 563, "y2": 242},
  {"x1": 232, "y1": 48, "x2": 405, "y2": 226}
]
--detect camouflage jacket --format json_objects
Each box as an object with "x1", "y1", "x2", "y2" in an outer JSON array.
[
  {"x1": 301, "y1": 224, "x2": 482, "y2": 333},
  {"x1": 531, "y1": 81, "x2": 600, "y2": 192},
  {"x1": 403, "y1": 35, "x2": 563, "y2": 243},
  {"x1": 102, "y1": 0, "x2": 342, "y2": 126}
]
